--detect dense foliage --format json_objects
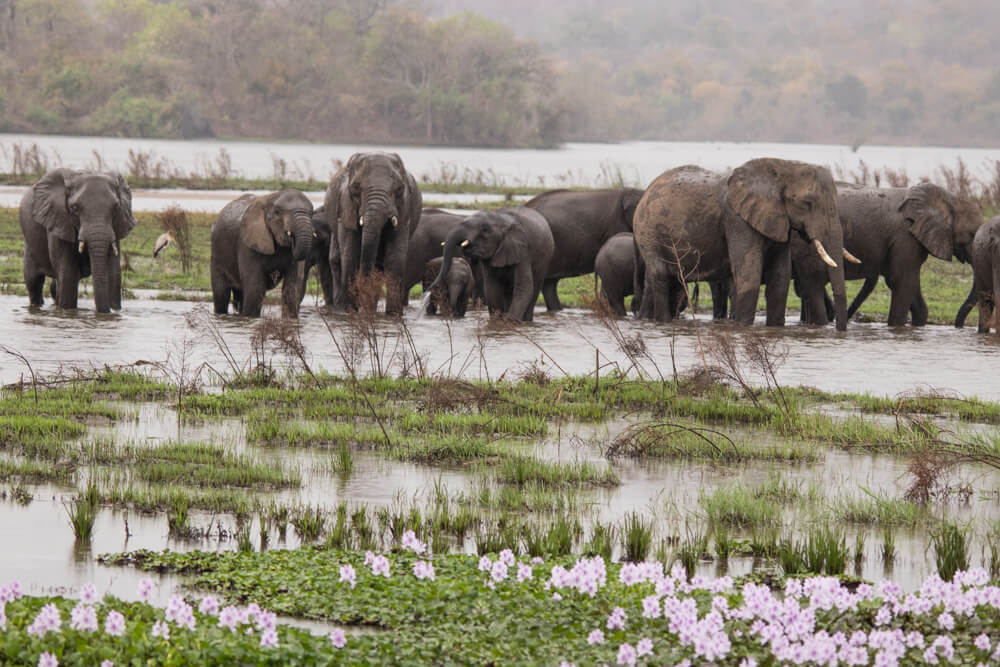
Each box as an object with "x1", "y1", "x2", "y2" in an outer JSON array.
[{"x1": 0, "y1": 0, "x2": 997, "y2": 146}]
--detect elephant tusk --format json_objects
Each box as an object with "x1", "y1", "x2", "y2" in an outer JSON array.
[
  {"x1": 441, "y1": 241, "x2": 446, "y2": 246},
  {"x1": 814, "y1": 239, "x2": 837, "y2": 268},
  {"x1": 286, "y1": 230, "x2": 292, "y2": 237},
  {"x1": 843, "y1": 248, "x2": 861, "y2": 264},
  {"x1": 391, "y1": 216, "x2": 398, "y2": 228},
  {"x1": 359, "y1": 216, "x2": 364, "y2": 227},
  {"x1": 112, "y1": 244, "x2": 119, "y2": 257},
  {"x1": 313, "y1": 232, "x2": 318, "y2": 238},
  {"x1": 78, "y1": 241, "x2": 85, "y2": 254},
  {"x1": 460, "y1": 240, "x2": 470, "y2": 248}
]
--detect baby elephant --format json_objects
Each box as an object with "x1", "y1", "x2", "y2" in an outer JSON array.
[
  {"x1": 955, "y1": 215, "x2": 1000, "y2": 333},
  {"x1": 211, "y1": 190, "x2": 314, "y2": 317},
  {"x1": 422, "y1": 256, "x2": 475, "y2": 318},
  {"x1": 594, "y1": 233, "x2": 639, "y2": 317}
]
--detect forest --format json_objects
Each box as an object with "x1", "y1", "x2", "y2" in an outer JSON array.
[{"x1": 0, "y1": 0, "x2": 997, "y2": 148}]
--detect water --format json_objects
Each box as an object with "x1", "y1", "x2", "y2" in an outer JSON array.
[{"x1": 3, "y1": 133, "x2": 999, "y2": 191}]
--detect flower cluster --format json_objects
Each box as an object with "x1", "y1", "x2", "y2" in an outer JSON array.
[
  {"x1": 365, "y1": 551, "x2": 391, "y2": 577},
  {"x1": 165, "y1": 595, "x2": 196, "y2": 631},
  {"x1": 401, "y1": 530, "x2": 426, "y2": 555},
  {"x1": 413, "y1": 560, "x2": 435, "y2": 581},
  {"x1": 339, "y1": 564, "x2": 357, "y2": 590},
  {"x1": 547, "y1": 556, "x2": 607, "y2": 596}
]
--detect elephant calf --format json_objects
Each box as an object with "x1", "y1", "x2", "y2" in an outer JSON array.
[
  {"x1": 955, "y1": 215, "x2": 1000, "y2": 333},
  {"x1": 211, "y1": 190, "x2": 314, "y2": 318},
  {"x1": 421, "y1": 257, "x2": 475, "y2": 318},
  {"x1": 594, "y1": 233, "x2": 639, "y2": 317}
]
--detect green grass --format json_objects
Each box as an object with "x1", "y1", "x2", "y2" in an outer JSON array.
[
  {"x1": 830, "y1": 491, "x2": 926, "y2": 526},
  {"x1": 700, "y1": 484, "x2": 781, "y2": 529},
  {"x1": 496, "y1": 456, "x2": 619, "y2": 488}
]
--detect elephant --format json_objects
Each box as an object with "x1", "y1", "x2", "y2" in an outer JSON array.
[
  {"x1": 524, "y1": 188, "x2": 644, "y2": 311},
  {"x1": 633, "y1": 158, "x2": 849, "y2": 330},
  {"x1": 432, "y1": 207, "x2": 554, "y2": 322},
  {"x1": 791, "y1": 183, "x2": 983, "y2": 326},
  {"x1": 210, "y1": 190, "x2": 314, "y2": 318},
  {"x1": 299, "y1": 205, "x2": 336, "y2": 306},
  {"x1": 19, "y1": 169, "x2": 136, "y2": 313},
  {"x1": 403, "y1": 208, "x2": 468, "y2": 300},
  {"x1": 954, "y1": 215, "x2": 1000, "y2": 332},
  {"x1": 325, "y1": 152, "x2": 422, "y2": 315},
  {"x1": 421, "y1": 256, "x2": 475, "y2": 318},
  {"x1": 595, "y1": 233, "x2": 639, "y2": 317}
]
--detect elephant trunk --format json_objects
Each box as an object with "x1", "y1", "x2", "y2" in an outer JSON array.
[
  {"x1": 290, "y1": 211, "x2": 313, "y2": 263},
  {"x1": 359, "y1": 188, "x2": 398, "y2": 275},
  {"x1": 804, "y1": 216, "x2": 848, "y2": 331},
  {"x1": 80, "y1": 217, "x2": 115, "y2": 313},
  {"x1": 434, "y1": 227, "x2": 466, "y2": 291}
]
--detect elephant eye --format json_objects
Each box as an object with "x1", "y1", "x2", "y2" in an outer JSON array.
[{"x1": 69, "y1": 203, "x2": 82, "y2": 215}]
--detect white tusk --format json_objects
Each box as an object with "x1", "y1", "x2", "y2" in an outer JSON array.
[
  {"x1": 814, "y1": 239, "x2": 837, "y2": 268},
  {"x1": 78, "y1": 241, "x2": 85, "y2": 254},
  {"x1": 313, "y1": 232, "x2": 318, "y2": 238},
  {"x1": 286, "y1": 230, "x2": 292, "y2": 237},
  {"x1": 461, "y1": 240, "x2": 470, "y2": 248},
  {"x1": 391, "y1": 216, "x2": 398, "y2": 228},
  {"x1": 843, "y1": 249, "x2": 861, "y2": 264},
  {"x1": 112, "y1": 244, "x2": 119, "y2": 257},
  {"x1": 441, "y1": 241, "x2": 446, "y2": 246},
  {"x1": 359, "y1": 216, "x2": 364, "y2": 227}
]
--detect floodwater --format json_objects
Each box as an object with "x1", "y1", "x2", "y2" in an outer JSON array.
[{"x1": 3, "y1": 133, "x2": 1000, "y2": 190}]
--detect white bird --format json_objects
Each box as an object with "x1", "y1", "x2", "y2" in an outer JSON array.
[{"x1": 153, "y1": 231, "x2": 175, "y2": 258}]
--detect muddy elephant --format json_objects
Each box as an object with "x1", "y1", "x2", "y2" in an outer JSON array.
[
  {"x1": 595, "y1": 233, "x2": 639, "y2": 317},
  {"x1": 19, "y1": 169, "x2": 136, "y2": 313},
  {"x1": 954, "y1": 215, "x2": 1000, "y2": 332},
  {"x1": 432, "y1": 208, "x2": 554, "y2": 322},
  {"x1": 422, "y1": 257, "x2": 475, "y2": 317},
  {"x1": 325, "y1": 152, "x2": 422, "y2": 315},
  {"x1": 792, "y1": 183, "x2": 983, "y2": 326},
  {"x1": 299, "y1": 205, "x2": 336, "y2": 306},
  {"x1": 634, "y1": 159, "x2": 849, "y2": 329},
  {"x1": 210, "y1": 190, "x2": 314, "y2": 318},
  {"x1": 524, "y1": 188, "x2": 644, "y2": 311}
]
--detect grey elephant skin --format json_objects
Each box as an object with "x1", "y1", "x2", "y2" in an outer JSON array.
[
  {"x1": 20, "y1": 169, "x2": 136, "y2": 313},
  {"x1": 792, "y1": 183, "x2": 982, "y2": 327},
  {"x1": 595, "y1": 233, "x2": 640, "y2": 317},
  {"x1": 325, "y1": 152, "x2": 422, "y2": 315},
  {"x1": 211, "y1": 190, "x2": 314, "y2": 318},
  {"x1": 524, "y1": 188, "x2": 643, "y2": 311},
  {"x1": 954, "y1": 215, "x2": 1000, "y2": 333},
  {"x1": 299, "y1": 206, "x2": 336, "y2": 306},
  {"x1": 634, "y1": 158, "x2": 849, "y2": 330},
  {"x1": 422, "y1": 256, "x2": 475, "y2": 318},
  {"x1": 433, "y1": 207, "x2": 554, "y2": 322}
]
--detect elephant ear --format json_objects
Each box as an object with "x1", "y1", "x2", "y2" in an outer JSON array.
[
  {"x1": 239, "y1": 196, "x2": 277, "y2": 255},
  {"x1": 490, "y1": 214, "x2": 529, "y2": 267},
  {"x1": 335, "y1": 155, "x2": 364, "y2": 232},
  {"x1": 725, "y1": 160, "x2": 790, "y2": 242},
  {"x1": 403, "y1": 170, "x2": 422, "y2": 236},
  {"x1": 900, "y1": 183, "x2": 953, "y2": 260},
  {"x1": 621, "y1": 188, "x2": 644, "y2": 228},
  {"x1": 32, "y1": 169, "x2": 78, "y2": 243},
  {"x1": 111, "y1": 172, "x2": 137, "y2": 240}
]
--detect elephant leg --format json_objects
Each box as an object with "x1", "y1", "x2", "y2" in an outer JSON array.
[
  {"x1": 847, "y1": 277, "x2": 879, "y2": 319},
  {"x1": 710, "y1": 281, "x2": 729, "y2": 320},
  {"x1": 241, "y1": 275, "x2": 266, "y2": 317},
  {"x1": 25, "y1": 269, "x2": 45, "y2": 306},
  {"x1": 281, "y1": 266, "x2": 302, "y2": 319},
  {"x1": 644, "y1": 258, "x2": 676, "y2": 322},
  {"x1": 887, "y1": 286, "x2": 916, "y2": 327},
  {"x1": 337, "y1": 229, "x2": 360, "y2": 311},
  {"x1": 213, "y1": 285, "x2": 232, "y2": 314},
  {"x1": 823, "y1": 291, "x2": 836, "y2": 322},
  {"x1": 483, "y1": 271, "x2": 505, "y2": 316},
  {"x1": 728, "y1": 241, "x2": 765, "y2": 326},
  {"x1": 110, "y1": 246, "x2": 123, "y2": 310},
  {"x1": 298, "y1": 263, "x2": 312, "y2": 306},
  {"x1": 955, "y1": 281, "x2": 977, "y2": 328},
  {"x1": 669, "y1": 279, "x2": 688, "y2": 318},
  {"x1": 909, "y1": 288, "x2": 928, "y2": 327},
  {"x1": 761, "y1": 245, "x2": 790, "y2": 327},
  {"x1": 55, "y1": 264, "x2": 80, "y2": 310},
  {"x1": 453, "y1": 284, "x2": 469, "y2": 318},
  {"x1": 318, "y1": 260, "x2": 335, "y2": 307},
  {"x1": 602, "y1": 284, "x2": 626, "y2": 317},
  {"x1": 542, "y1": 278, "x2": 563, "y2": 311}
]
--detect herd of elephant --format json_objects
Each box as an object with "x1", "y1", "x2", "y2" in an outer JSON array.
[{"x1": 17, "y1": 153, "x2": 1000, "y2": 333}]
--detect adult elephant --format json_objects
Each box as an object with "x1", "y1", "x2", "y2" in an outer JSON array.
[
  {"x1": 595, "y1": 233, "x2": 639, "y2": 317},
  {"x1": 431, "y1": 208, "x2": 554, "y2": 322},
  {"x1": 634, "y1": 159, "x2": 849, "y2": 330},
  {"x1": 299, "y1": 205, "x2": 336, "y2": 306},
  {"x1": 954, "y1": 215, "x2": 1000, "y2": 332},
  {"x1": 210, "y1": 190, "x2": 313, "y2": 318},
  {"x1": 325, "y1": 152, "x2": 421, "y2": 315},
  {"x1": 792, "y1": 183, "x2": 983, "y2": 326},
  {"x1": 20, "y1": 169, "x2": 135, "y2": 313},
  {"x1": 422, "y1": 257, "x2": 476, "y2": 318},
  {"x1": 524, "y1": 188, "x2": 644, "y2": 311}
]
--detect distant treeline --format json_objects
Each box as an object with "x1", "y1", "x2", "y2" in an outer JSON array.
[{"x1": 0, "y1": 0, "x2": 998, "y2": 148}]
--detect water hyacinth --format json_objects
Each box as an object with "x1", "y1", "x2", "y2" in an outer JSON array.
[
  {"x1": 413, "y1": 560, "x2": 435, "y2": 580},
  {"x1": 339, "y1": 564, "x2": 357, "y2": 589},
  {"x1": 329, "y1": 628, "x2": 347, "y2": 648},
  {"x1": 365, "y1": 551, "x2": 391, "y2": 577},
  {"x1": 27, "y1": 603, "x2": 61, "y2": 637},
  {"x1": 79, "y1": 583, "x2": 98, "y2": 605},
  {"x1": 587, "y1": 629, "x2": 605, "y2": 645},
  {"x1": 103, "y1": 610, "x2": 126, "y2": 637},
  {"x1": 69, "y1": 603, "x2": 98, "y2": 632},
  {"x1": 151, "y1": 619, "x2": 170, "y2": 640},
  {"x1": 38, "y1": 653, "x2": 57, "y2": 667},
  {"x1": 198, "y1": 595, "x2": 219, "y2": 616},
  {"x1": 401, "y1": 530, "x2": 426, "y2": 555},
  {"x1": 136, "y1": 578, "x2": 155, "y2": 602}
]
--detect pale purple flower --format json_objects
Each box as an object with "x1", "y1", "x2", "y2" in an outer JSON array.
[
  {"x1": 218, "y1": 605, "x2": 241, "y2": 631},
  {"x1": 517, "y1": 563, "x2": 533, "y2": 582},
  {"x1": 340, "y1": 564, "x2": 357, "y2": 589},
  {"x1": 413, "y1": 560, "x2": 435, "y2": 580},
  {"x1": 136, "y1": 578, "x2": 155, "y2": 602},
  {"x1": 642, "y1": 594, "x2": 661, "y2": 619},
  {"x1": 499, "y1": 549, "x2": 515, "y2": 566},
  {"x1": 38, "y1": 653, "x2": 57, "y2": 667},
  {"x1": 975, "y1": 634, "x2": 991, "y2": 651},
  {"x1": 79, "y1": 583, "x2": 98, "y2": 604},
  {"x1": 70, "y1": 603, "x2": 98, "y2": 632},
  {"x1": 531, "y1": 556, "x2": 544, "y2": 565},
  {"x1": 199, "y1": 596, "x2": 219, "y2": 616},
  {"x1": 101, "y1": 661, "x2": 113, "y2": 667},
  {"x1": 255, "y1": 610, "x2": 277, "y2": 632},
  {"x1": 558, "y1": 662, "x2": 575, "y2": 667},
  {"x1": 616, "y1": 643, "x2": 637, "y2": 666},
  {"x1": 104, "y1": 610, "x2": 126, "y2": 637},
  {"x1": 606, "y1": 606, "x2": 626, "y2": 631},
  {"x1": 166, "y1": 595, "x2": 195, "y2": 631},
  {"x1": 636, "y1": 638, "x2": 653, "y2": 657},
  {"x1": 490, "y1": 560, "x2": 508, "y2": 582},
  {"x1": 739, "y1": 659, "x2": 758, "y2": 667},
  {"x1": 552, "y1": 592, "x2": 562, "y2": 601},
  {"x1": 27, "y1": 603, "x2": 61, "y2": 637},
  {"x1": 370, "y1": 554, "x2": 391, "y2": 577},
  {"x1": 937, "y1": 611, "x2": 955, "y2": 631},
  {"x1": 329, "y1": 628, "x2": 347, "y2": 648},
  {"x1": 587, "y1": 629, "x2": 605, "y2": 645},
  {"x1": 478, "y1": 556, "x2": 492, "y2": 572},
  {"x1": 401, "y1": 530, "x2": 426, "y2": 555},
  {"x1": 151, "y1": 620, "x2": 170, "y2": 640},
  {"x1": 0, "y1": 605, "x2": 6, "y2": 632},
  {"x1": 260, "y1": 628, "x2": 279, "y2": 648}
]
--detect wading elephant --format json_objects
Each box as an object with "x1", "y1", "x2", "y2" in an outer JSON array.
[
  {"x1": 325, "y1": 152, "x2": 421, "y2": 315},
  {"x1": 211, "y1": 190, "x2": 314, "y2": 318},
  {"x1": 524, "y1": 188, "x2": 644, "y2": 311},
  {"x1": 634, "y1": 159, "x2": 849, "y2": 329},
  {"x1": 954, "y1": 215, "x2": 1000, "y2": 332},
  {"x1": 792, "y1": 183, "x2": 983, "y2": 326},
  {"x1": 403, "y1": 208, "x2": 467, "y2": 300},
  {"x1": 432, "y1": 208, "x2": 554, "y2": 322},
  {"x1": 422, "y1": 256, "x2": 475, "y2": 318},
  {"x1": 20, "y1": 169, "x2": 136, "y2": 312},
  {"x1": 299, "y1": 206, "x2": 336, "y2": 306},
  {"x1": 595, "y1": 233, "x2": 639, "y2": 317}
]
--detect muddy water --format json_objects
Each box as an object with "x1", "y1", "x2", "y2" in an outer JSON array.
[{"x1": 1, "y1": 296, "x2": 998, "y2": 399}]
